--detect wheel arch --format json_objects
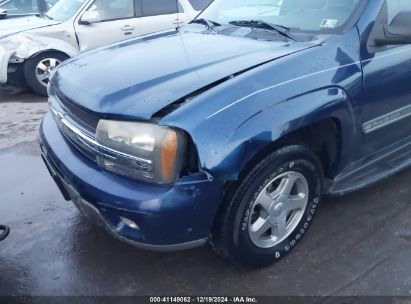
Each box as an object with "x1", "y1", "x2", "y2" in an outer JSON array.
[
  {"x1": 209, "y1": 116, "x2": 347, "y2": 250},
  {"x1": 236, "y1": 117, "x2": 343, "y2": 184},
  {"x1": 25, "y1": 49, "x2": 71, "y2": 62},
  {"x1": 10, "y1": 34, "x2": 78, "y2": 64}
]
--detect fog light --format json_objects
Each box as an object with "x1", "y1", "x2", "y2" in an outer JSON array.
[{"x1": 120, "y1": 216, "x2": 140, "y2": 230}]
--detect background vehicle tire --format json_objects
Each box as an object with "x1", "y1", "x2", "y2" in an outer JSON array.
[
  {"x1": 211, "y1": 145, "x2": 323, "y2": 269},
  {"x1": 23, "y1": 52, "x2": 69, "y2": 96}
]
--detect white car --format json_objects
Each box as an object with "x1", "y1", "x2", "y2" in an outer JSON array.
[{"x1": 0, "y1": 0, "x2": 212, "y2": 95}]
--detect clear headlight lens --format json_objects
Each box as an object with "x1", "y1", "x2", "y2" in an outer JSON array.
[{"x1": 96, "y1": 120, "x2": 187, "y2": 184}]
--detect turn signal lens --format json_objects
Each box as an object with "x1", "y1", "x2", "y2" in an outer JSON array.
[{"x1": 160, "y1": 131, "x2": 178, "y2": 182}]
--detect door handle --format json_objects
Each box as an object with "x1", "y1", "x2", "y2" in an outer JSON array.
[
  {"x1": 173, "y1": 19, "x2": 185, "y2": 25},
  {"x1": 121, "y1": 25, "x2": 135, "y2": 31}
]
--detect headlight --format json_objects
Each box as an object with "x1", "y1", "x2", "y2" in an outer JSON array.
[{"x1": 96, "y1": 120, "x2": 187, "y2": 184}]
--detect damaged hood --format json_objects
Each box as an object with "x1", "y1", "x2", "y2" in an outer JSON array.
[
  {"x1": 53, "y1": 27, "x2": 316, "y2": 120},
  {"x1": 0, "y1": 16, "x2": 59, "y2": 38}
]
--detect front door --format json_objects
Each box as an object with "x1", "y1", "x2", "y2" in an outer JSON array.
[
  {"x1": 75, "y1": 0, "x2": 190, "y2": 52},
  {"x1": 133, "y1": 0, "x2": 190, "y2": 34},
  {"x1": 0, "y1": 0, "x2": 40, "y2": 17},
  {"x1": 358, "y1": 0, "x2": 411, "y2": 157},
  {"x1": 74, "y1": 0, "x2": 137, "y2": 52}
]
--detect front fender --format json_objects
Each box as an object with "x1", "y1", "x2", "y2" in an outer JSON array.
[
  {"x1": 221, "y1": 87, "x2": 358, "y2": 180},
  {"x1": 6, "y1": 33, "x2": 78, "y2": 59},
  {"x1": 158, "y1": 29, "x2": 363, "y2": 183},
  {"x1": 0, "y1": 33, "x2": 79, "y2": 83},
  {"x1": 189, "y1": 87, "x2": 357, "y2": 181},
  {"x1": 162, "y1": 67, "x2": 362, "y2": 183},
  {"x1": 161, "y1": 85, "x2": 359, "y2": 184}
]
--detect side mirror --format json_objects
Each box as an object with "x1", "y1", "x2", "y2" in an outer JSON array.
[
  {"x1": 375, "y1": 10, "x2": 411, "y2": 46},
  {"x1": 0, "y1": 9, "x2": 7, "y2": 19},
  {"x1": 80, "y1": 10, "x2": 102, "y2": 25}
]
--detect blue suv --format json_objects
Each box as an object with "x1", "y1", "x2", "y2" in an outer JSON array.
[{"x1": 40, "y1": 0, "x2": 411, "y2": 269}]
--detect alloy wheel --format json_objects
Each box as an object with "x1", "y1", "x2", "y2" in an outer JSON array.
[
  {"x1": 248, "y1": 171, "x2": 309, "y2": 248},
  {"x1": 35, "y1": 58, "x2": 62, "y2": 87}
]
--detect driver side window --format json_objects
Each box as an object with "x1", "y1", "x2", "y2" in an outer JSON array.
[
  {"x1": 0, "y1": 0, "x2": 38, "y2": 14},
  {"x1": 88, "y1": 0, "x2": 134, "y2": 21},
  {"x1": 387, "y1": 0, "x2": 410, "y2": 23}
]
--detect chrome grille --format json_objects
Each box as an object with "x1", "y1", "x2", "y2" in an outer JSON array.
[
  {"x1": 49, "y1": 101, "x2": 99, "y2": 163},
  {"x1": 55, "y1": 92, "x2": 99, "y2": 132}
]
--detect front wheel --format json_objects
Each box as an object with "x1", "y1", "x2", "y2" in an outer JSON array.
[
  {"x1": 23, "y1": 52, "x2": 69, "y2": 96},
  {"x1": 211, "y1": 145, "x2": 323, "y2": 269}
]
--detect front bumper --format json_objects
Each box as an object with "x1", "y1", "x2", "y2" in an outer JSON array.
[
  {"x1": 40, "y1": 113, "x2": 224, "y2": 251},
  {"x1": 0, "y1": 44, "x2": 12, "y2": 84}
]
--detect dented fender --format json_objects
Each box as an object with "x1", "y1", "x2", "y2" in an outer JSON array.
[
  {"x1": 0, "y1": 33, "x2": 78, "y2": 83},
  {"x1": 160, "y1": 28, "x2": 363, "y2": 182},
  {"x1": 167, "y1": 87, "x2": 358, "y2": 182}
]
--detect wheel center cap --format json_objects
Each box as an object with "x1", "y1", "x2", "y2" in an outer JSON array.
[{"x1": 271, "y1": 202, "x2": 284, "y2": 217}]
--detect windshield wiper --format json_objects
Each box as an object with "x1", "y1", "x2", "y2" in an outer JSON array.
[
  {"x1": 44, "y1": 14, "x2": 53, "y2": 20},
  {"x1": 190, "y1": 18, "x2": 221, "y2": 32},
  {"x1": 229, "y1": 20, "x2": 297, "y2": 41}
]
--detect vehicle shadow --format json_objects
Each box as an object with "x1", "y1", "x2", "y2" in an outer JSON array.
[{"x1": 0, "y1": 86, "x2": 45, "y2": 103}]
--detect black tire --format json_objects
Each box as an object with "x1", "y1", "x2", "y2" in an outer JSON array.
[
  {"x1": 211, "y1": 145, "x2": 323, "y2": 269},
  {"x1": 23, "y1": 52, "x2": 69, "y2": 96}
]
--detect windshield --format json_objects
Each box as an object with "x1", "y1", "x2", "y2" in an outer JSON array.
[
  {"x1": 0, "y1": 0, "x2": 39, "y2": 15},
  {"x1": 199, "y1": 0, "x2": 365, "y2": 33},
  {"x1": 46, "y1": 0, "x2": 86, "y2": 21}
]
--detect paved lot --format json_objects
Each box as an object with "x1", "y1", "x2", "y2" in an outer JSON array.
[{"x1": 1, "y1": 87, "x2": 411, "y2": 297}]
